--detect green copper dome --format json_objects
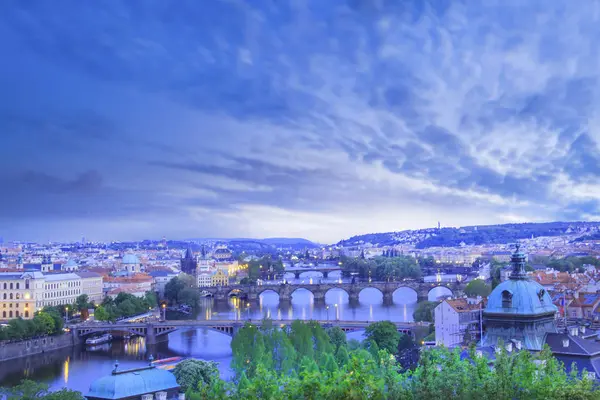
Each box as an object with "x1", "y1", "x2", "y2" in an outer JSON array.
[
  {"x1": 484, "y1": 244, "x2": 557, "y2": 316},
  {"x1": 485, "y1": 279, "x2": 557, "y2": 315},
  {"x1": 87, "y1": 364, "x2": 179, "y2": 399}
]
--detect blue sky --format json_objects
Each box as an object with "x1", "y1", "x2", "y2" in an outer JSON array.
[{"x1": 1, "y1": 0, "x2": 600, "y2": 244}]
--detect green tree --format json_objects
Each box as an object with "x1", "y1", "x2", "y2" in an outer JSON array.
[
  {"x1": 144, "y1": 291, "x2": 158, "y2": 308},
  {"x1": 172, "y1": 359, "x2": 220, "y2": 392},
  {"x1": 94, "y1": 305, "x2": 110, "y2": 321},
  {"x1": 0, "y1": 379, "x2": 49, "y2": 400},
  {"x1": 364, "y1": 321, "x2": 400, "y2": 355},
  {"x1": 413, "y1": 301, "x2": 438, "y2": 323},
  {"x1": 164, "y1": 277, "x2": 185, "y2": 304},
  {"x1": 74, "y1": 294, "x2": 90, "y2": 313},
  {"x1": 43, "y1": 389, "x2": 85, "y2": 400},
  {"x1": 335, "y1": 345, "x2": 350, "y2": 367},
  {"x1": 33, "y1": 312, "x2": 55, "y2": 335},
  {"x1": 327, "y1": 326, "x2": 347, "y2": 351},
  {"x1": 464, "y1": 279, "x2": 492, "y2": 297}
]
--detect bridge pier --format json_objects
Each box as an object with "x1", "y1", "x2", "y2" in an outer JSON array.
[{"x1": 383, "y1": 291, "x2": 394, "y2": 305}]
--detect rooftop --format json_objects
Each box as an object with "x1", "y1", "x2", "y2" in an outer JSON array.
[{"x1": 87, "y1": 362, "x2": 179, "y2": 400}]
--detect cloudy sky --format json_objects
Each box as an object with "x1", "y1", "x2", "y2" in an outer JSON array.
[{"x1": 1, "y1": 0, "x2": 600, "y2": 244}]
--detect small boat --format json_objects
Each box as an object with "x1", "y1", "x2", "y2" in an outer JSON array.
[
  {"x1": 86, "y1": 333, "x2": 113, "y2": 346},
  {"x1": 152, "y1": 356, "x2": 186, "y2": 370}
]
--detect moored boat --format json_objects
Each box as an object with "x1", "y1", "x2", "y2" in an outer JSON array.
[{"x1": 86, "y1": 333, "x2": 113, "y2": 346}]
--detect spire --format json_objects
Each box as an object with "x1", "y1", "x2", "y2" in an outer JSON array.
[
  {"x1": 201, "y1": 244, "x2": 206, "y2": 258},
  {"x1": 510, "y1": 243, "x2": 527, "y2": 279},
  {"x1": 185, "y1": 246, "x2": 193, "y2": 260}
]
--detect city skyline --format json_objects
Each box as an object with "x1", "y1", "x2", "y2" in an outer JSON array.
[{"x1": 2, "y1": 1, "x2": 600, "y2": 244}]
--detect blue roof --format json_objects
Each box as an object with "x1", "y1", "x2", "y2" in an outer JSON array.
[
  {"x1": 64, "y1": 259, "x2": 78, "y2": 268},
  {"x1": 485, "y1": 278, "x2": 557, "y2": 316},
  {"x1": 148, "y1": 271, "x2": 171, "y2": 277},
  {"x1": 87, "y1": 365, "x2": 179, "y2": 399}
]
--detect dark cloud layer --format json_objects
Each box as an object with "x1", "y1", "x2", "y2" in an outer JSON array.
[{"x1": 1, "y1": 0, "x2": 600, "y2": 242}]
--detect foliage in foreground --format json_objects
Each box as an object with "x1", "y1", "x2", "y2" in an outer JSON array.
[
  {"x1": 175, "y1": 320, "x2": 599, "y2": 399},
  {"x1": 0, "y1": 379, "x2": 83, "y2": 400}
]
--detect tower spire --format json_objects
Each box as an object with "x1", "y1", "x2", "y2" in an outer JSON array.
[{"x1": 510, "y1": 243, "x2": 527, "y2": 279}]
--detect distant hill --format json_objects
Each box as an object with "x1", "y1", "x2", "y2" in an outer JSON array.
[
  {"x1": 185, "y1": 237, "x2": 320, "y2": 252},
  {"x1": 338, "y1": 221, "x2": 600, "y2": 249}
]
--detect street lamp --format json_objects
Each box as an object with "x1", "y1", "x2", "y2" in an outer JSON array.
[
  {"x1": 326, "y1": 305, "x2": 330, "y2": 321},
  {"x1": 334, "y1": 304, "x2": 339, "y2": 321},
  {"x1": 161, "y1": 303, "x2": 166, "y2": 321},
  {"x1": 246, "y1": 302, "x2": 251, "y2": 320},
  {"x1": 65, "y1": 306, "x2": 69, "y2": 322}
]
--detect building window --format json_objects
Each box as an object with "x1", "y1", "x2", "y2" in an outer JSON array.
[
  {"x1": 16, "y1": 293, "x2": 20, "y2": 300},
  {"x1": 2, "y1": 293, "x2": 5, "y2": 300},
  {"x1": 2, "y1": 311, "x2": 4, "y2": 318},
  {"x1": 16, "y1": 283, "x2": 19, "y2": 290},
  {"x1": 25, "y1": 280, "x2": 30, "y2": 289},
  {"x1": 9, "y1": 283, "x2": 13, "y2": 290},
  {"x1": 9, "y1": 293, "x2": 13, "y2": 300},
  {"x1": 2, "y1": 283, "x2": 5, "y2": 289},
  {"x1": 9, "y1": 311, "x2": 12, "y2": 318},
  {"x1": 501, "y1": 290, "x2": 512, "y2": 308},
  {"x1": 15, "y1": 311, "x2": 19, "y2": 317},
  {"x1": 25, "y1": 311, "x2": 29, "y2": 318}
]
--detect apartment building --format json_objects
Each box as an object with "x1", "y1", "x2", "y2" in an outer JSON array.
[{"x1": 435, "y1": 298, "x2": 484, "y2": 348}]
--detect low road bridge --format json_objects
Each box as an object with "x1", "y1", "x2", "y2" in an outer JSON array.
[
  {"x1": 69, "y1": 319, "x2": 426, "y2": 345},
  {"x1": 200, "y1": 280, "x2": 467, "y2": 304},
  {"x1": 283, "y1": 265, "x2": 342, "y2": 279}
]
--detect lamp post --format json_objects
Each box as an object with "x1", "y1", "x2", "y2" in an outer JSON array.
[
  {"x1": 246, "y1": 302, "x2": 251, "y2": 320},
  {"x1": 326, "y1": 305, "x2": 330, "y2": 321},
  {"x1": 334, "y1": 303, "x2": 339, "y2": 321},
  {"x1": 64, "y1": 306, "x2": 69, "y2": 322},
  {"x1": 161, "y1": 303, "x2": 166, "y2": 321}
]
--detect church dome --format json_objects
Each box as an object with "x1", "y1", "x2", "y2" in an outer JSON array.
[
  {"x1": 485, "y1": 279, "x2": 556, "y2": 316},
  {"x1": 64, "y1": 259, "x2": 78, "y2": 268},
  {"x1": 122, "y1": 254, "x2": 140, "y2": 264},
  {"x1": 484, "y1": 245, "x2": 557, "y2": 316}
]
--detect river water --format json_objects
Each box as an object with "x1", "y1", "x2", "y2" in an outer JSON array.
[{"x1": 0, "y1": 272, "x2": 458, "y2": 394}]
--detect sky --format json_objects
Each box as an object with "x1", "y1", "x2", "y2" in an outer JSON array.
[{"x1": 1, "y1": 0, "x2": 600, "y2": 244}]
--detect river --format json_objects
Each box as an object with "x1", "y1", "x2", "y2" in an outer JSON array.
[{"x1": 0, "y1": 272, "x2": 459, "y2": 394}]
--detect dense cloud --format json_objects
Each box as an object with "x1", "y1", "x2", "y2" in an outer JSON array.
[{"x1": 1, "y1": 0, "x2": 600, "y2": 243}]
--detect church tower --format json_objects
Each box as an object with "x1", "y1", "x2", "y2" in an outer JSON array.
[
  {"x1": 180, "y1": 246, "x2": 198, "y2": 275},
  {"x1": 41, "y1": 255, "x2": 53, "y2": 273}
]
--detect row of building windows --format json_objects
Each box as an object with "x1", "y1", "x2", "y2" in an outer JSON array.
[
  {"x1": 1, "y1": 280, "x2": 30, "y2": 290},
  {"x1": 45, "y1": 281, "x2": 80, "y2": 290},
  {"x1": 2, "y1": 310, "x2": 29, "y2": 318},
  {"x1": 2, "y1": 303, "x2": 29, "y2": 308},
  {"x1": 2, "y1": 293, "x2": 30, "y2": 300},
  {"x1": 44, "y1": 290, "x2": 79, "y2": 298}
]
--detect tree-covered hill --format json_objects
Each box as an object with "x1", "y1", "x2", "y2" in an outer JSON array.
[{"x1": 338, "y1": 221, "x2": 600, "y2": 248}]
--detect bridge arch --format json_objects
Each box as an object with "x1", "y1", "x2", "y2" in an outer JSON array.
[
  {"x1": 227, "y1": 288, "x2": 245, "y2": 298},
  {"x1": 427, "y1": 285, "x2": 453, "y2": 301},
  {"x1": 391, "y1": 286, "x2": 419, "y2": 303},
  {"x1": 289, "y1": 286, "x2": 315, "y2": 299}
]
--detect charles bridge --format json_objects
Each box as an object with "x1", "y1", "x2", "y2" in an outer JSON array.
[
  {"x1": 68, "y1": 319, "x2": 427, "y2": 345},
  {"x1": 199, "y1": 280, "x2": 467, "y2": 304}
]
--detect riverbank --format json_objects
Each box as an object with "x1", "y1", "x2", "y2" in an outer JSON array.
[{"x1": 0, "y1": 334, "x2": 74, "y2": 362}]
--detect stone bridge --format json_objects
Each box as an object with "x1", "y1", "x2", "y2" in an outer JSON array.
[
  {"x1": 69, "y1": 319, "x2": 425, "y2": 345},
  {"x1": 200, "y1": 280, "x2": 467, "y2": 304}
]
